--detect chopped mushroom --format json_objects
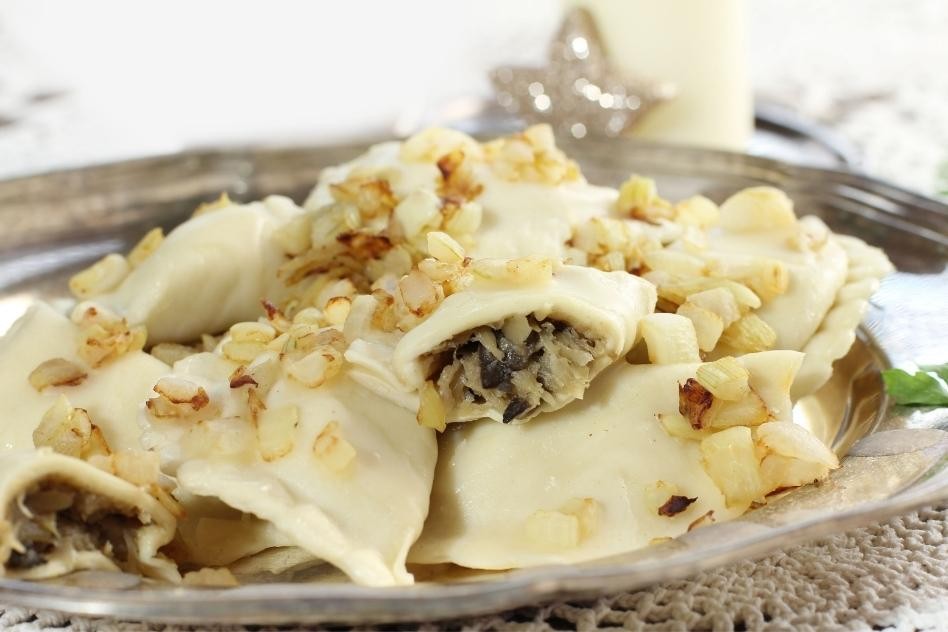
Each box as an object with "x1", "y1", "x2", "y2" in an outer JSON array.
[
  {"x1": 427, "y1": 316, "x2": 602, "y2": 424},
  {"x1": 6, "y1": 481, "x2": 143, "y2": 575}
]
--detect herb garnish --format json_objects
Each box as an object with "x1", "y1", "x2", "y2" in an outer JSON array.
[{"x1": 881, "y1": 363, "x2": 948, "y2": 406}]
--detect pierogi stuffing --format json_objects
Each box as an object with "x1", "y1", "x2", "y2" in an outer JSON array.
[{"x1": 0, "y1": 126, "x2": 892, "y2": 585}]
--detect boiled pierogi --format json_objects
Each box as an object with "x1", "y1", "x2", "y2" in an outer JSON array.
[
  {"x1": 87, "y1": 196, "x2": 302, "y2": 343},
  {"x1": 345, "y1": 261, "x2": 656, "y2": 424},
  {"x1": 0, "y1": 124, "x2": 894, "y2": 587},
  {"x1": 140, "y1": 346, "x2": 437, "y2": 587},
  {"x1": 0, "y1": 450, "x2": 178, "y2": 581},
  {"x1": 410, "y1": 351, "x2": 836, "y2": 569}
]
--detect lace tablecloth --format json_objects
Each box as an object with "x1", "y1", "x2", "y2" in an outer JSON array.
[{"x1": 0, "y1": 0, "x2": 946, "y2": 630}]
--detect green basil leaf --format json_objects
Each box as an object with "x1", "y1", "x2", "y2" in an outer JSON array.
[{"x1": 882, "y1": 368, "x2": 948, "y2": 406}]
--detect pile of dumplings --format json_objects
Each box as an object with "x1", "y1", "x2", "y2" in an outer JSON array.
[{"x1": 0, "y1": 126, "x2": 893, "y2": 587}]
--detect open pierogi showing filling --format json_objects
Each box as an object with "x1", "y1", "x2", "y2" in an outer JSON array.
[
  {"x1": 432, "y1": 315, "x2": 600, "y2": 424},
  {"x1": 0, "y1": 125, "x2": 893, "y2": 587},
  {"x1": 0, "y1": 451, "x2": 178, "y2": 581},
  {"x1": 344, "y1": 261, "x2": 655, "y2": 426}
]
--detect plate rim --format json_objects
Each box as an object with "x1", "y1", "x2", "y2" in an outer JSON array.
[{"x1": 0, "y1": 139, "x2": 946, "y2": 624}]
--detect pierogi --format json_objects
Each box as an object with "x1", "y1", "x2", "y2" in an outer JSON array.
[
  {"x1": 140, "y1": 350, "x2": 437, "y2": 587},
  {"x1": 345, "y1": 263, "x2": 656, "y2": 424},
  {"x1": 0, "y1": 450, "x2": 178, "y2": 581},
  {"x1": 96, "y1": 196, "x2": 303, "y2": 343},
  {"x1": 0, "y1": 124, "x2": 893, "y2": 587},
  {"x1": 626, "y1": 185, "x2": 892, "y2": 396},
  {"x1": 410, "y1": 351, "x2": 828, "y2": 569}
]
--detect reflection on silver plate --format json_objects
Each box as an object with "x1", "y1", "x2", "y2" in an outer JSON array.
[{"x1": 0, "y1": 136, "x2": 946, "y2": 625}]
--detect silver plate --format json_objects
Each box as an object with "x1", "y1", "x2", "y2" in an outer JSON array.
[{"x1": 0, "y1": 137, "x2": 946, "y2": 625}]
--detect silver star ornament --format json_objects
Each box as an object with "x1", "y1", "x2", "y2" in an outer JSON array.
[{"x1": 490, "y1": 8, "x2": 675, "y2": 138}]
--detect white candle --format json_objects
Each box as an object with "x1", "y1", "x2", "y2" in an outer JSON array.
[{"x1": 566, "y1": 0, "x2": 753, "y2": 151}]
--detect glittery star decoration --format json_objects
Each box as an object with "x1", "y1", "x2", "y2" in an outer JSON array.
[{"x1": 490, "y1": 8, "x2": 675, "y2": 139}]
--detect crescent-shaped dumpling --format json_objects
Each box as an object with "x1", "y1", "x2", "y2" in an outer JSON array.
[
  {"x1": 345, "y1": 264, "x2": 656, "y2": 424},
  {"x1": 792, "y1": 234, "x2": 894, "y2": 397},
  {"x1": 98, "y1": 197, "x2": 302, "y2": 343},
  {"x1": 410, "y1": 351, "x2": 818, "y2": 570},
  {"x1": 140, "y1": 352, "x2": 437, "y2": 586},
  {"x1": 699, "y1": 192, "x2": 892, "y2": 396},
  {"x1": 0, "y1": 449, "x2": 177, "y2": 581}
]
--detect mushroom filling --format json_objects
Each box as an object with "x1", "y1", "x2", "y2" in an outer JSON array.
[
  {"x1": 6, "y1": 481, "x2": 141, "y2": 573},
  {"x1": 430, "y1": 315, "x2": 602, "y2": 423}
]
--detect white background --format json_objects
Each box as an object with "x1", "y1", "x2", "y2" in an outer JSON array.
[{"x1": 0, "y1": 0, "x2": 946, "y2": 194}]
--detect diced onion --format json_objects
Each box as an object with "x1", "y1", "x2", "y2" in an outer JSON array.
[
  {"x1": 700, "y1": 426, "x2": 763, "y2": 508},
  {"x1": 28, "y1": 358, "x2": 87, "y2": 392},
  {"x1": 416, "y1": 381, "x2": 447, "y2": 432},
  {"x1": 257, "y1": 404, "x2": 300, "y2": 462},
  {"x1": 720, "y1": 314, "x2": 777, "y2": 353},
  {"x1": 639, "y1": 313, "x2": 701, "y2": 364},
  {"x1": 719, "y1": 187, "x2": 797, "y2": 232},
  {"x1": 695, "y1": 357, "x2": 751, "y2": 401},
  {"x1": 704, "y1": 390, "x2": 771, "y2": 429},
  {"x1": 426, "y1": 231, "x2": 466, "y2": 263},
  {"x1": 69, "y1": 254, "x2": 130, "y2": 299},
  {"x1": 676, "y1": 303, "x2": 724, "y2": 352},
  {"x1": 127, "y1": 228, "x2": 165, "y2": 267},
  {"x1": 312, "y1": 421, "x2": 357, "y2": 472},
  {"x1": 755, "y1": 421, "x2": 839, "y2": 468}
]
